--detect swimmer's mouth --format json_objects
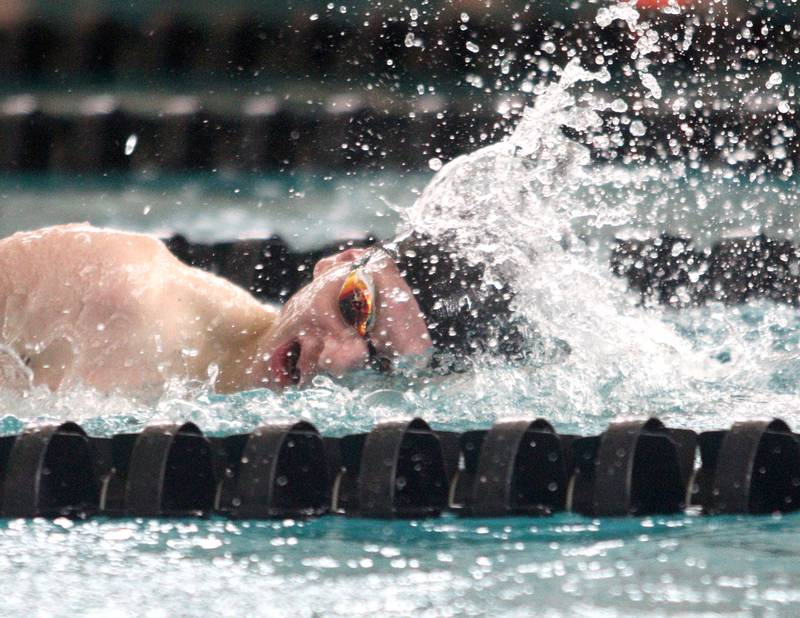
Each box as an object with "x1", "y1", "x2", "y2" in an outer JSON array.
[{"x1": 268, "y1": 339, "x2": 303, "y2": 389}]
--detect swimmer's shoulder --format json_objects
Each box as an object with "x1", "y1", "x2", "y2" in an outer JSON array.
[{"x1": 0, "y1": 223, "x2": 173, "y2": 265}]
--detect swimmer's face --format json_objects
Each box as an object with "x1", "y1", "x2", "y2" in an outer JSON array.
[{"x1": 253, "y1": 248, "x2": 432, "y2": 389}]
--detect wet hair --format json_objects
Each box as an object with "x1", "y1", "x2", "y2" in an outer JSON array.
[{"x1": 380, "y1": 230, "x2": 525, "y2": 370}]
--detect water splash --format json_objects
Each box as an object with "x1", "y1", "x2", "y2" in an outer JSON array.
[
  {"x1": 394, "y1": 46, "x2": 708, "y2": 421},
  {"x1": 407, "y1": 59, "x2": 613, "y2": 251},
  {"x1": 596, "y1": 0, "x2": 663, "y2": 99},
  {"x1": 380, "y1": 0, "x2": 800, "y2": 431}
]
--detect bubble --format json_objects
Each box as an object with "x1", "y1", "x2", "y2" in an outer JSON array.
[{"x1": 428, "y1": 157, "x2": 443, "y2": 171}]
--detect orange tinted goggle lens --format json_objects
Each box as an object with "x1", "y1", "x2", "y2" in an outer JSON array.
[{"x1": 338, "y1": 269, "x2": 376, "y2": 336}]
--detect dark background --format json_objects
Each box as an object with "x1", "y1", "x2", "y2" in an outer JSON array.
[{"x1": 0, "y1": 0, "x2": 795, "y2": 176}]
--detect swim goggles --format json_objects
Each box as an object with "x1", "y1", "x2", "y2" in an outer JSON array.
[{"x1": 337, "y1": 250, "x2": 391, "y2": 373}]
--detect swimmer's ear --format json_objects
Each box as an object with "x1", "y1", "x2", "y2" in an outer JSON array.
[{"x1": 313, "y1": 248, "x2": 368, "y2": 278}]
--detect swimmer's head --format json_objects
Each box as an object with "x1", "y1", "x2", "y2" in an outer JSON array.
[
  {"x1": 254, "y1": 230, "x2": 523, "y2": 389},
  {"x1": 253, "y1": 243, "x2": 432, "y2": 389},
  {"x1": 381, "y1": 230, "x2": 524, "y2": 371}
]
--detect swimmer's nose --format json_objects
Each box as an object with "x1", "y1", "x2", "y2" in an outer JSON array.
[{"x1": 317, "y1": 335, "x2": 369, "y2": 377}]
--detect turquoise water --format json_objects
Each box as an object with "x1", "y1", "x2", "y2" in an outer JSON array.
[
  {"x1": 3, "y1": 513, "x2": 798, "y2": 617},
  {"x1": 3, "y1": 173, "x2": 800, "y2": 615}
]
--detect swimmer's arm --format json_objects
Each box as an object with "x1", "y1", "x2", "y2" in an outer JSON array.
[{"x1": 0, "y1": 224, "x2": 279, "y2": 352}]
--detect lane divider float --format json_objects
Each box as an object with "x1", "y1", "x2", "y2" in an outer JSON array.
[{"x1": 3, "y1": 416, "x2": 800, "y2": 520}]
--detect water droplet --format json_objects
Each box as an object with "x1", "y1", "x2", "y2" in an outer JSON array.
[
  {"x1": 124, "y1": 134, "x2": 138, "y2": 156},
  {"x1": 630, "y1": 120, "x2": 647, "y2": 137},
  {"x1": 766, "y1": 72, "x2": 783, "y2": 89},
  {"x1": 640, "y1": 72, "x2": 662, "y2": 99},
  {"x1": 611, "y1": 99, "x2": 628, "y2": 113}
]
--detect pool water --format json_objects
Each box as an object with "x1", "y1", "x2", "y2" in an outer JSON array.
[
  {"x1": 3, "y1": 512, "x2": 799, "y2": 617},
  {"x1": 1, "y1": 167, "x2": 800, "y2": 615}
]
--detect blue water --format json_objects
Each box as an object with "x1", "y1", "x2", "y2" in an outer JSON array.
[
  {"x1": 3, "y1": 513, "x2": 798, "y2": 616},
  {"x1": 3, "y1": 173, "x2": 800, "y2": 616}
]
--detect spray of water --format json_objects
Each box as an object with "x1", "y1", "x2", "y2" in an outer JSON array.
[
  {"x1": 383, "y1": 0, "x2": 800, "y2": 430},
  {"x1": 391, "y1": 30, "x2": 712, "y2": 425}
]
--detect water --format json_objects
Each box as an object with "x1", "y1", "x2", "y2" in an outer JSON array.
[
  {"x1": 3, "y1": 513, "x2": 799, "y2": 617},
  {"x1": 0, "y1": 173, "x2": 410, "y2": 249},
  {"x1": 0, "y1": 170, "x2": 798, "y2": 615},
  {"x1": 2, "y1": 125, "x2": 800, "y2": 618},
  {"x1": 4, "y1": 1, "x2": 800, "y2": 613}
]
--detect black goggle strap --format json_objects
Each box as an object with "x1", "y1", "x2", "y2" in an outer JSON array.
[{"x1": 366, "y1": 339, "x2": 393, "y2": 375}]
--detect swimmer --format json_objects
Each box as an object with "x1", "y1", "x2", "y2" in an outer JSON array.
[{"x1": 0, "y1": 224, "x2": 520, "y2": 394}]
